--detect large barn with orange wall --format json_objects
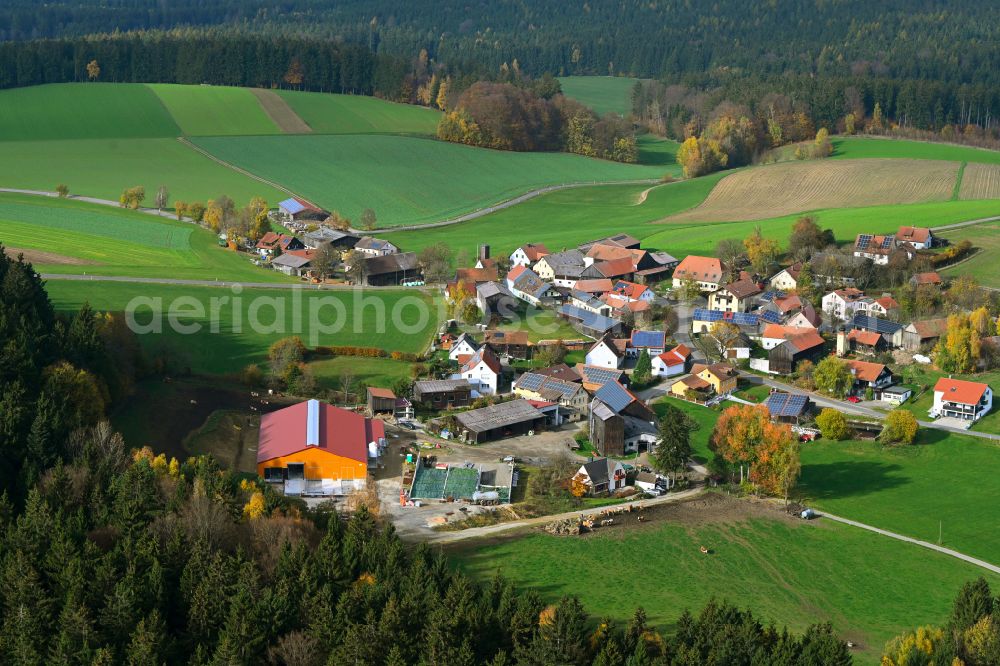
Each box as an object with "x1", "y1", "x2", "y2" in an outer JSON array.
[{"x1": 257, "y1": 399, "x2": 385, "y2": 496}]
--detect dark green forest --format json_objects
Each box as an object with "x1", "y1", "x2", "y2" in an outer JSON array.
[{"x1": 0, "y1": 247, "x2": 857, "y2": 664}]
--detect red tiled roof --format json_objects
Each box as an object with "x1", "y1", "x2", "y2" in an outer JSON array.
[
  {"x1": 586, "y1": 243, "x2": 634, "y2": 261},
  {"x1": 462, "y1": 346, "x2": 501, "y2": 375},
  {"x1": 897, "y1": 226, "x2": 931, "y2": 244},
  {"x1": 909, "y1": 318, "x2": 948, "y2": 338},
  {"x1": 875, "y1": 296, "x2": 899, "y2": 311},
  {"x1": 574, "y1": 278, "x2": 615, "y2": 294},
  {"x1": 848, "y1": 329, "x2": 882, "y2": 346},
  {"x1": 257, "y1": 400, "x2": 382, "y2": 464},
  {"x1": 456, "y1": 266, "x2": 498, "y2": 283},
  {"x1": 722, "y1": 278, "x2": 761, "y2": 299},
  {"x1": 595, "y1": 257, "x2": 636, "y2": 278},
  {"x1": 845, "y1": 359, "x2": 887, "y2": 382},
  {"x1": 674, "y1": 255, "x2": 723, "y2": 282},
  {"x1": 506, "y1": 264, "x2": 528, "y2": 282},
  {"x1": 832, "y1": 287, "x2": 865, "y2": 302},
  {"x1": 912, "y1": 271, "x2": 943, "y2": 285},
  {"x1": 368, "y1": 387, "x2": 396, "y2": 399},
  {"x1": 658, "y1": 344, "x2": 690, "y2": 367},
  {"x1": 773, "y1": 294, "x2": 802, "y2": 313},
  {"x1": 934, "y1": 377, "x2": 989, "y2": 405},
  {"x1": 611, "y1": 281, "x2": 650, "y2": 300},
  {"x1": 520, "y1": 243, "x2": 549, "y2": 262}
]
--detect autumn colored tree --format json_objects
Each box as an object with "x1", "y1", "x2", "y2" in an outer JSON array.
[
  {"x1": 435, "y1": 77, "x2": 450, "y2": 110},
  {"x1": 881, "y1": 409, "x2": 918, "y2": 445},
  {"x1": 710, "y1": 404, "x2": 768, "y2": 484},
  {"x1": 86, "y1": 59, "x2": 100, "y2": 81},
  {"x1": 881, "y1": 626, "x2": 946, "y2": 666},
  {"x1": 245, "y1": 197, "x2": 270, "y2": 241},
  {"x1": 788, "y1": 216, "x2": 834, "y2": 259},
  {"x1": 360, "y1": 208, "x2": 377, "y2": 231},
  {"x1": 816, "y1": 408, "x2": 849, "y2": 440},
  {"x1": 55, "y1": 184, "x2": 69, "y2": 198},
  {"x1": 813, "y1": 356, "x2": 853, "y2": 398},
  {"x1": 934, "y1": 313, "x2": 982, "y2": 374},
  {"x1": 743, "y1": 226, "x2": 780, "y2": 275},
  {"x1": 283, "y1": 58, "x2": 304, "y2": 87},
  {"x1": 711, "y1": 404, "x2": 798, "y2": 495},
  {"x1": 812, "y1": 127, "x2": 833, "y2": 158},
  {"x1": 154, "y1": 185, "x2": 169, "y2": 211},
  {"x1": 119, "y1": 186, "x2": 145, "y2": 209},
  {"x1": 243, "y1": 491, "x2": 266, "y2": 520},
  {"x1": 709, "y1": 321, "x2": 741, "y2": 358},
  {"x1": 752, "y1": 426, "x2": 800, "y2": 504},
  {"x1": 677, "y1": 136, "x2": 728, "y2": 177},
  {"x1": 186, "y1": 201, "x2": 205, "y2": 222},
  {"x1": 326, "y1": 211, "x2": 351, "y2": 231}
]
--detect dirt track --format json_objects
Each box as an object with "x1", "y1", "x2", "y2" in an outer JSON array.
[{"x1": 4, "y1": 246, "x2": 95, "y2": 265}]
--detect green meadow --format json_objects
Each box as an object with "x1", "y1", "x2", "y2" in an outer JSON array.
[
  {"x1": 937, "y1": 220, "x2": 1000, "y2": 288},
  {"x1": 147, "y1": 84, "x2": 282, "y2": 136},
  {"x1": 0, "y1": 194, "x2": 289, "y2": 282},
  {"x1": 192, "y1": 134, "x2": 672, "y2": 227},
  {"x1": 45, "y1": 281, "x2": 441, "y2": 374},
  {"x1": 276, "y1": 90, "x2": 441, "y2": 135},
  {"x1": 832, "y1": 137, "x2": 1000, "y2": 164},
  {"x1": 453, "y1": 511, "x2": 998, "y2": 664},
  {"x1": 557, "y1": 76, "x2": 639, "y2": 116}
]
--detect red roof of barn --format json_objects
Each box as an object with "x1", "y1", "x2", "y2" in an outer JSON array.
[{"x1": 257, "y1": 400, "x2": 383, "y2": 464}]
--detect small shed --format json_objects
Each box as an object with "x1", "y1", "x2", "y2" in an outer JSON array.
[
  {"x1": 763, "y1": 392, "x2": 812, "y2": 424},
  {"x1": 880, "y1": 385, "x2": 912, "y2": 406},
  {"x1": 367, "y1": 387, "x2": 397, "y2": 414}
]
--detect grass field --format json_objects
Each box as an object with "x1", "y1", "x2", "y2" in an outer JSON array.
[
  {"x1": 0, "y1": 138, "x2": 285, "y2": 204},
  {"x1": 453, "y1": 503, "x2": 998, "y2": 663},
  {"x1": 557, "y1": 76, "x2": 639, "y2": 116},
  {"x1": 636, "y1": 134, "x2": 680, "y2": 167},
  {"x1": 0, "y1": 83, "x2": 180, "y2": 141},
  {"x1": 653, "y1": 397, "x2": 720, "y2": 462},
  {"x1": 385, "y1": 174, "x2": 724, "y2": 255},
  {"x1": 0, "y1": 194, "x2": 292, "y2": 281},
  {"x1": 937, "y1": 221, "x2": 1000, "y2": 287},
  {"x1": 308, "y1": 355, "x2": 414, "y2": 390},
  {"x1": 45, "y1": 281, "x2": 440, "y2": 374},
  {"x1": 832, "y1": 137, "x2": 1000, "y2": 165},
  {"x1": 192, "y1": 134, "x2": 671, "y2": 227},
  {"x1": 669, "y1": 159, "x2": 959, "y2": 222},
  {"x1": 147, "y1": 84, "x2": 282, "y2": 136},
  {"x1": 276, "y1": 90, "x2": 441, "y2": 135}
]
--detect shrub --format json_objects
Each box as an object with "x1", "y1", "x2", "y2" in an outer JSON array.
[
  {"x1": 816, "y1": 408, "x2": 849, "y2": 440},
  {"x1": 881, "y1": 409, "x2": 919, "y2": 445}
]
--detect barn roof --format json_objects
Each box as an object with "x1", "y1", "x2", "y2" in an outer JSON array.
[{"x1": 257, "y1": 400, "x2": 382, "y2": 464}]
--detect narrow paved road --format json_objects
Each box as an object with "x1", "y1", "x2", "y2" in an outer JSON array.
[
  {"x1": 0, "y1": 188, "x2": 186, "y2": 221},
  {"x1": 930, "y1": 214, "x2": 1000, "y2": 233},
  {"x1": 819, "y1": 510, "x2": 1000, "y2": 575},
  {"x1": 423, "y1": 486, "x2": 705, "y2": 544}
]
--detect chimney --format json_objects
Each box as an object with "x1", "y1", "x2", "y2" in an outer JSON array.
[
  {"x1": 479, "y1": 244, "x2": 490, "y2": 261},
  {"x1": 836, "y1": 329, "x2": 848, "y2": 357},
  {"x1": 305, "y1": 399, "x2": 320, "y2": 446}
]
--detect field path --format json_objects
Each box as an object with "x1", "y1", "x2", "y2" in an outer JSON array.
[
  {"x1": 818, "y1": 511, "x2": 1000, "y2": 575},
  {"x1": 37, "y1": 273, "x2": 437, "y2": 291},
  {"x1": 0, "y1": 188, "x2": 184, "y2": 221},
  {"x1": 251, "y1": 89, "x2": 312, "y2": 133}
]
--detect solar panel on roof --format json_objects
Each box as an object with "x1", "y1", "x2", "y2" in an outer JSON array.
[
  {"x1": 693, "y1": 309, "x2": 723, "y2": 322},
  {"x1": 765, "y1": 392, "x2": 808, "y2": 417},
  {"x1": 761, "y1": 310, "x2": 782, "y2": 323},
  {"x1": 731, "y1": 312, "x2": 758, "y2": 326},
  {"x1": 857, "y1": 234, "x2": 873, "y2": 250},
  {"x1": 516, "y1": 373, "x2": 544, "y2": 391},
  {"x1": 595, "y1": 382, "x2": 633, "y2": 413},
  {"x1": 881, "y1": 237, "x2": 894, "y2": 249},
  {"x1": 632, "y1": 330, "x2": 665, "y2": 347}
]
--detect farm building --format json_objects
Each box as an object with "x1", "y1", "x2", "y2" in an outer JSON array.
[
  {"x1": 270, "y1": 250, "x2": 315, "y2": 277},
  {"x1": 476, "y1": 282, "x2": 517, "y2": 319},
  {"x1": 257, "y1": 399, "x2": 384, "y2": 496},
  {"x1": 303, "y1": 227, "x2": 359, "y2": 251},
  {"x1": 484, "y1": 330, "x2": 530, "y2": 359},
  {"x1": 507, "y1": 266, "x2": 558, "y2": 306},
  {"x1": 573, "y1": 458, "x2": 626, "y2": 496},
  {"x1": 513, "y1": 372, "x2": 588, "y2": 419},
  {"x1": 362, "y1": 252, "x2": 421, "y2": 286},
  {"x1": 509, "y1": 243, "x2": 550, "y2": 267},
  {"x1": 354, "y1": 237, "x2": 399, "y2": 257},
  {"x1": 558, "y1": 304, "x2": 621, "y2": 339},
  {"x1": 277, "y1": 197, "x2": 327, "y2": 222},
  {"x1": 575, "y1": 364, "x2": 627, "y2": 393},
  {"x1": 760, "y1": 326, "x2": 825, "y2": 375},
  {"x1": 409, "y1": 459, "x2": 514, "y2": 503},
  {"x1": 256, "y1": 232, "x2": 305, "y2": 257},
  {"x1": 413, "y1": 379, "x2": 473, "y2": 410},
  {"x1": 691, "y1": 308, "x2": 781, "y2": 335},
  {"x1": 629, "y1": 330, "x2": 666, "y2": 357},
  {"x1": 764, "y1": 392, "x2": 812, "y2": 424},
  {"x1": 578, "y1": 233, "x2": 641, "y2": 251},
  {"x1": 896, "y1": 226, "x2": 934, "y2": 249},
  {"x1": 931, "y1": 378, "x2": 993, "y2": 423},
  {"x1": 903, "y1": 318, "x2": 948, "y2": 351},
  {"x1": 454, "y1": 399, "x2": 547, "y2": 443},
  {"x1": 585, "y1": 336, "x2": 624, "y2": 369},
  {"x1": 850, "y1": 313, "x2": 904, "y2": 348},
  {"x1": 367, "y1": 387, "x2": 397, "y2": 415},
  {"x1": 448, "y1": 333, "x2": 480, "y2": 361},
  {"x1": 672, "y1": 255, "x2": 724, "y2": 292},
  {"x1": 910, "y1": 271, "x2": 943, "y2": 287},
  {"x1": 534, "y1": 249, "x2": 587, "y2": 287},
  {"x1": 589, "y1": 381, "x2": 656, "y2": 456}
]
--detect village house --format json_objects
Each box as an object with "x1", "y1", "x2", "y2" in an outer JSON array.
[
  {"x1": 822, "y1": 287, "x2": 868, "y2": 320},
  {"x1": 513, "y1": 372, "x2": 588, "y2": 419},
  {"x1": 257, "y1": 399, "x2": 382, "y2": 496},
  {"x1": 768, "y1": 263, "x2": 802, "y2": 291},
  {"x1": 850, "y1": 313, "x2": 904, "y2": 348},
  {"x1": 570, "y1": 289, "x2": 614, "y2": 316},
  {"x1": 693, "y1": 362, "x2": 739, "y2": 394},
  {"x1": 413, "y1": 379, "x2": 472, "y2": 410},
  {"x1": 589, "y1": 382, "x2": 657, "y2": 456},
  {"x1": 361, "y1": 252, "x2": 421, "y2": 286},
  {"x1": 575, "y1": 364, "x2": 627, "y2": 392},
  {"x1": 586, "y1": 336, "x2": 624, "y2": 369},
  {"x1": 256, "y1": 232, "x2": 306, "y2": 258},
  {"x1": 509, "y1": 243, "x2": 550, "y2": 267},
  {"x1": 534, "y1": 249, "x2": 586, "y2": 287},
  {"x1": 903, "y1": 318, "x2": 949, "y2": 352},
  {"x1": 786, "y1": 303, "x2": 822, "y2": 329},
  {"x1": 448, "y1": 333, "x2": 480, "y2": 362},
  {"x1": 506, "y1": 265, "x2": 557, "y2": 306},
  {"x1": 454, "y1": 399, "x2": 547, "y2": 443},
  {"x1": 573, "y1": 458, "x2": 627, "y2": 496},
  {"x1": 691, "y1": 308, "x2": 782, "y2": 335},
  {"x1": 628, "y1": 330, "x2": 667, "y2": 358},
  {"x1": 652, "y1": 344, "x2": 691, "y2": 378},
  {"x1": 672, "y1": 255, "x2": 724, "y2": 292},
  {"x1": 353, "y1": 237, "x2": 399, "y2": 257},
  {"x1": 609, "y1": 280, "x2": 655, "y2": 303},
  {"x1": 844, "y1": 359, "x2": 893, "y2": 397},
  {"x1": 853, "y1": 233, "x2": 916, "y2": 265},
  {"x1": 533, "y1": 364, "x2": 582, "y2": 383},
  {"x1": 600, "y1": 294, "x2": 651, "y2": 322},
  {"x1": 458, "y1": 346, "x2": 502, "y2": 395},
  {"x1": 868, "y1": 295, "x2": 900, "y2": 319},
  {"x1": 276, "y1": 197, "x2": 327, "y2": 223},
  {"x1": 573, "y1": 278, "x2": 614, "y2": 296},
  {"x1": 846, "y1": 329, "x2": 888, "y2": 355},
  {"x1": 484, "y1": 330, "x2": 530, "y2": 359},
  {"x1": 578, "y1": 233, "x2": 642, "y2": 251},
  {"x1": 896, "y1": 226, "x2": 934, "y2": 249},
  {"x1": 708, "y1": 278, "x2": 762, "y2": 313},
  {"x1": 931, "y1": 378, "x2": 993, "y2": 423},
  {"x1": 270, "y1": 250, "x2": 316, "y2": 277}
]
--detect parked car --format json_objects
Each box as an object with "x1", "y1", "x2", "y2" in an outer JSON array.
[
  {"x1": 398, "y1": 421, "x2": 417, "y2": 430},
  {"x1": 846, "y1": 396, "x2": 861, "y2": 403}
]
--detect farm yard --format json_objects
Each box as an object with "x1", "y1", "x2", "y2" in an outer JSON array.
[
  {"x1": 668, "y1": 159, "x2": 960, "y2": 222},
  {"x1": 190, "y1": 134, "x2": 672, "y2": 227},
  {"x1": 451, "y1": 493, "x2": 1000, "y2": 665},
  {"x1": 0, "y1": 194, "x2": 290, "y2": 281},
  {"x1": 44, "y1": 281, "x2": 441, "y2": 374}
]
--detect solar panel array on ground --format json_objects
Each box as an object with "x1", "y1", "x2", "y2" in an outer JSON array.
[
  {"x1": 443, "y1": 467, "x2": 480, "y2": 500},
  {"x1": 410, "y1": 466, "x2": 448, "y2": 500}
]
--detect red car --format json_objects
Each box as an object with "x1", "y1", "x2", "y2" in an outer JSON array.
[{"x1": 846, "y1": 396, "x2": 861, "y2": 403}]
